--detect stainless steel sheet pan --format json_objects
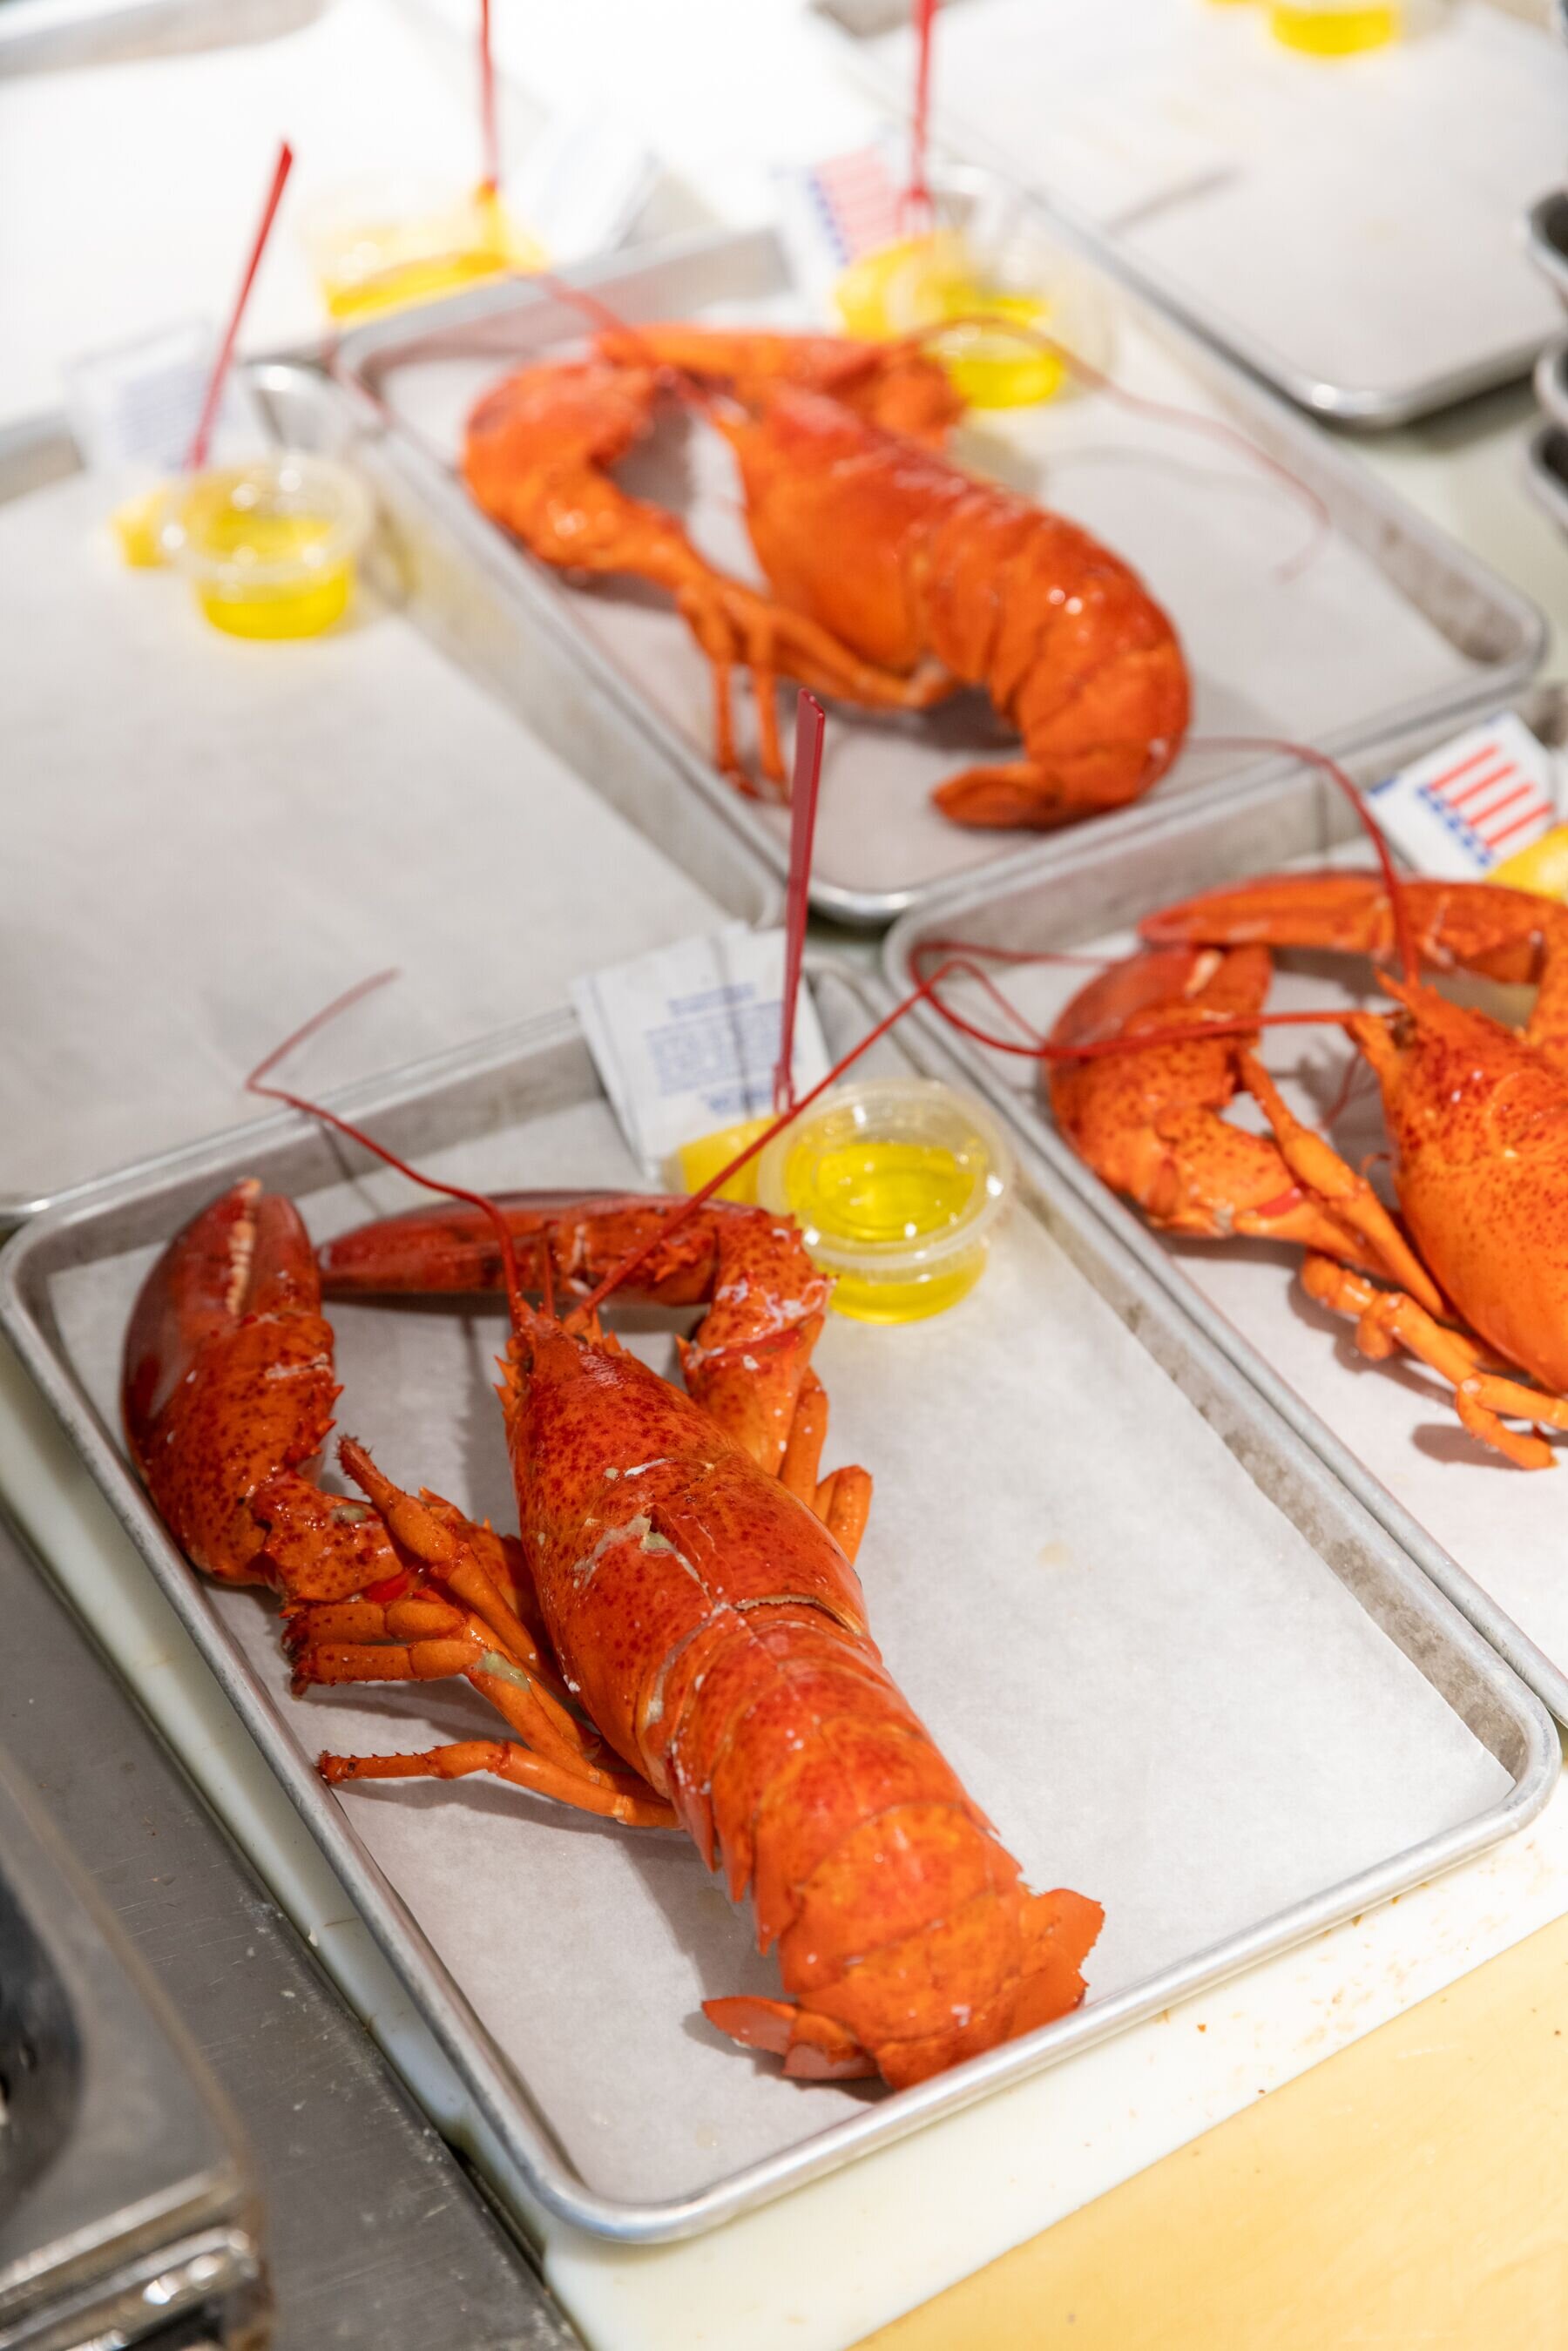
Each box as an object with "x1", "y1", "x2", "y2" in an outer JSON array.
[
  {"x1": 884, "y1": 686, "x2": 1568, "y2": 1726},
  {"x1": 0, "y1": 361, "x2": 774, "y2": 1232},
  {"x1": 820, "y1": 0, "x2": 1567, "y2": 427},
  {"x1": 330, "y1": 216, "x2": 1544, "y2": 931},
  {"x1": 1, "y1": 960, "x2": 1554, "y2": 2243}
]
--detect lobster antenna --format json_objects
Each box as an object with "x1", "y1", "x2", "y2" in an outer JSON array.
[
  {"x1": 903, "y1": 312, "x2": 1330, "y2": 584},
  {"x1": 531, "y1": 268, "x2": 734, "y2": 429},
  {"x1": 244, "y1": 976, "x2": 531, "y2": 1332},
  {"x1": 576, "y1": 956, "x2": 1356, "y2": 1321},
  {"x1": 1187, "y1": 733, "x2": 1417, "y2": 982},
  {"x1": 922, "y1": 961, "x2": 1356, "y2": 1062},
  {"x1": 907, "y1": 938, "x2": 1359, "y2": 1060}
]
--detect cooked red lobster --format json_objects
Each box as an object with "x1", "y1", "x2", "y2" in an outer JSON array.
[
  {"x1": 1047, "y1": 872, "x2": 1568, "y2": 1468},
  {"x1": 125, "y1": 1180, "x2": 1102, "y2": 2087},
  {"x1": 463, "y1": 323, "x2": 1190, "y2": 831}
]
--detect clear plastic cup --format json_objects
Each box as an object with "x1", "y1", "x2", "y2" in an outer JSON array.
[
  {"x1": 159, "y1": 453, "x2": 374, "y2": 640},
  {"x1": 757, "y1": 1077, "x2": 1015, "y2": 1324},
  {"x1": 832, "y1": 193, "x2": 1112, "y2": 411},
  {"x1": 298, "y1": 172, "x2": 543, "y2": 324}
]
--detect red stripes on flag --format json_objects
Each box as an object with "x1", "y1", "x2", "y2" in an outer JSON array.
[
  {"x1": 809, "y1": 148, "x2": 902, "y2": 262},
  {"x1": 1419, "y1": 741, "x2": 1555, "y2": 855}
]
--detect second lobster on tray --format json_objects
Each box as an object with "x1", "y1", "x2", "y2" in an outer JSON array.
[{"x1": 334, "y1": 213, "x2": 1542, "y2": 926}]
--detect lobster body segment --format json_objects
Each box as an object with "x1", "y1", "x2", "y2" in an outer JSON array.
[
  {"x1": 1051, "y1": 870, "x2": 1568, "y2": 1468},
  {"x1": 462, "y1": 322, "x2": 1190, "y2": 829}
]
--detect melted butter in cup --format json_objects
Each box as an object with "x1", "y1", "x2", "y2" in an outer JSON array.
[
  {"x1": 833, "y1": 228, "x2": 1084, "y2": 410},
  {"x1": 160, "y1": 453, "x2": 374, "y2": 640},
  {"x1": 757, "y1": 1078, "x2": 1014, "y2": 1324},
  {"x1": 301, "y1": 175, "x2": 544, "y2": 325}
]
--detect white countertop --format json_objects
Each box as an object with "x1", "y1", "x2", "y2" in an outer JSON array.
[{"x1": 7, "y1": 5, "x2": 1568, "y2": 2348}]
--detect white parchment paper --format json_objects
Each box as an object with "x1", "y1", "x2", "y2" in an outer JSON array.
[
  {"x1": 1, "y1": 472, "x2": 723, "y2": 1207},
  {"x1": 929, "y1": 859, "x2": 1568, "y2": 1722},
  {"x1": 44, "y1": 979, "x2": 1506, "y2": 2209},
  {"x1": 377, "y1": 263, "x2": 1480, "y2": 909}
]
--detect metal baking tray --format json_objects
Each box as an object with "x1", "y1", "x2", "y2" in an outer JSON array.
[
  {"x1": 817, "y1": 0, "x2": 1568, "y2": 428},
  {"x1": 0, "y1": 1745, "x2": 265, "y2": 2349},
  {"x1": 0, "y1": 358, "x2": 774, "y2": 1235},
  {"x1": 1525, "y1": 192, "x2": 1568, "y2": 316},
  {"x1": 2, "y1": 958, "x2": 1555, "y2": 2245},
  {"x1": 1534, "y1": 339, "x2": 1568, "y2": 432},
  {"x1": 885, "y1": 684, "x2": 1568, "y2": 1727},
  {"x1": 1524, "y1": 422, "x2": 1568, "y2": 537},
  {"x1": 329, "y1": 215, "x2": 1544, "y2": 931}
]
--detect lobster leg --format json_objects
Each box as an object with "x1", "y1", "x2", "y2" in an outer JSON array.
[
  {"x1": 463, "y1": 359, "x2": 950, "y2": 791},
  {"x1": 320, "y1": 1741, "x2": 676, "y2": 1829},
  {"x1": 776, "y1": 1368, "x2": 874, "y2": 1564},
  {"x1": 310, "y1": 1441, "x2": 679, "y2": 1827},
  {"x1": 1301, "y1": 1258, "x2": 1568, "y2": 1469},
  {"x1": 1236, "y1": 1053, "x2": 1445, "y2": 1314}
]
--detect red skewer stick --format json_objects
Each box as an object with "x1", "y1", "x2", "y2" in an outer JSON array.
[
  {"x1": 773, "y1": 691, "x2": 826, "y2": 1117},
  {"x1": 906, "y1": 0, "x2": 939, "y2": 226},
  {"x1": 186, "y1": 140, "x2": 294, "y2": 475},
  {"x1": 478, "y1": 0, "x2": 499, "y2": 197}
]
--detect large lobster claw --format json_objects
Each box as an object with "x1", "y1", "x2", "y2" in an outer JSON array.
[{"x1": 123, "y1": 1179, "x2": 397, "y2": 1596}]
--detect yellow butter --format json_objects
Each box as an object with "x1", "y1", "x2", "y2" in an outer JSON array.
[
  {"x1": 1268, "y1": 2, "x2": 1397, "y2": 51},
  {"x1": 1490, "y1": 824, "x2": 1568, "y2": 901},
  {"x1": 666, "y1": 1118, "x2": 774, "y2": 1204},
  {"x1": 112, "y1": 490, "x2": 168, "y2": 568}
]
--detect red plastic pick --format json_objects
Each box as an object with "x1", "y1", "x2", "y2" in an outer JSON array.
[
  {"x1": 186, "y1": 140, "x2": 294, "y2": 474},
  {"x1": 478, "y1": 0, "x2": 500, "y2": 197},
  {"x1": 773, "y1": 690, "x2": 827, "y2": 1116},
  {"x1": 906, "y1": 0, "x2": 939, "y2": 227}
]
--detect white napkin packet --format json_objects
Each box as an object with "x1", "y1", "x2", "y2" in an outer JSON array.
[
  {"x1": 1365, "y1": 713, "x2": 1561, "y2": 882},
  {"x1": 63, "y1": 320, "x2": 267, "y2": 483},
  {"x1": 571, "y1": 927, "x2": 829, "y2": 1176}
]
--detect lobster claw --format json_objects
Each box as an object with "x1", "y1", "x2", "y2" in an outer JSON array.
[
  {"x1": 123, "y1": 1179, "x2": 397, "y2": 1595},
  {"x1": 125, "y1": 1178, "x2": 316, "y2": 1449}
]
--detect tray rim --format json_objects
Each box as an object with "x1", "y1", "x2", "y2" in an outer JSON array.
[
  {"x1": 880, "y1": 706, "x2": 1568, "y2": 1727},
  {"x1": 1531, "y1": 335, "x2": 1568, "y2": 432},
  {"x1": 1524, "y1": 420, "x2": 1568, "y2": 539},
  {"x1": 1526, "y1": 191, "x2": 1568, "y2": 310},
  {"x1": 818, "y1": 7, "x2": 1562, "y2": 428},
  {"x1": 0, "y1": 964, "x2": 1557, "y2": 2244},
  {"x1": 329, "y1": 212, "x2": 1547, "y2": 931}
]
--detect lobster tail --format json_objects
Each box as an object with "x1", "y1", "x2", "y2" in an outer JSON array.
[{"x1": 659, "y1": 1590, "x2": 1102, "y2": 2088}]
